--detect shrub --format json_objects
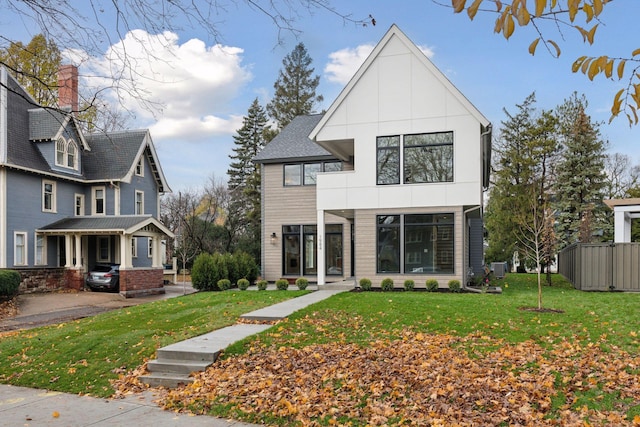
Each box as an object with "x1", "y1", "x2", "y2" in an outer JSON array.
[
  {"x1": 276, "y1": 279, "x2": 289, "y2": 290},
  {"x1": 217, "y1": 278, "x2": 231, "y2": 291},
  {"x1": 359, "y1": 278, "x2": 372, "y2": 291},
  {"x1": 191, "y1": 253, "x2": 217, "y2": 291},
  {"x1": 295, "y1": 277, "x2": 309, "y2": 290},
  {"x1": 0, "y1": 270, "x2": 21, "y2": 298},
  {"x1": 233, "y1": 251, "x2": 259, "y2": 284},
  {"x1": 448, "y1": 279, "x2": 461, "y2": 293},
  {"x1": 257, "y1": 279, "x2": 268, "y2": 291},
  {"x1": 237, "y1": 278, "x2": 250, "y2": 291},
  {"x1": 403, "y1": 279, "x2": 415, "y2": 291},
  {"x1": 426, "y1": 279, "x2": 439, "y2": 292},
  {"x1": 381, "y1": 278, "x2": 394, "y2": 292}
]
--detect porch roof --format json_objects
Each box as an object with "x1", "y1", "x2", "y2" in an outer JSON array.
[{"x1": 36, "y1": 215, "x2": 174, "y2": 238}]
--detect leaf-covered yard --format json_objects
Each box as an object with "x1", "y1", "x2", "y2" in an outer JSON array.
[
  {"x1": 157, "y1": 331, "x2": 639, "y2": 426},
  {"x1": 112, "y1": 274, "x2": 640, "y2": 426}
]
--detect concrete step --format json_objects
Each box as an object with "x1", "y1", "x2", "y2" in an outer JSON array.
[
  {"x1": 139, "y1": 372, "x2": 194, "y2": 388},
  {"x1": 147, "y1": 359, "x2": 213, "y2": 374},
  {"x1": 156, "y1": 348, "x2": 220, "y2": 363}
]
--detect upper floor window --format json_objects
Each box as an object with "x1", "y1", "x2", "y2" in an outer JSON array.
[
  {"x1": 135, "y1": 191, "x2": 144, "y2": 215},
  {"x1": 93, "y1": 186, "x2": 105, "y2": 215},
  {"x1": 377, "y1": 132, "x2": 453, "y2": 185},
  {"x1": 55, "y1": 137, "x2": 79, "y2": 170},
  {"x1": 135, "y1": 157, "x2": 144, "y2": 176},
  {"x1": 284, "y1": 161, "x2": 343, "y2": 186},
  {"x1": 75, "y1": 194, "x2": 85, "y2": 216},
  {"x1": 42, "y1": 180, "x2": 56, "y2": 212}
]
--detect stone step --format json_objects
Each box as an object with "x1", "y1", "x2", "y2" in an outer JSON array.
[
  {"x1": 139, "y1": 372, "x2": 194, "y2": 388},
  {"x1": 147, "y1": 359, "x2": 213, "y2": 375}
]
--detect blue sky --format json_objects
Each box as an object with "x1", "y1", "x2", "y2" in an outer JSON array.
[{"x1": 3, "y1": 1, "x2": 638, "y2": 191}]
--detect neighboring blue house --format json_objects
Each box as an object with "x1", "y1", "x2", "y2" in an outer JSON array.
[{"x1": 0, "y1": 65, "x2": 173, "y2": 297}]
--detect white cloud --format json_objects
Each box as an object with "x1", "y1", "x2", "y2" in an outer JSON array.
[
  {"x1": 324, "y1": 43, "x2": 435, "y2": 86},
  {"x1": 74, "y1": 30, "x2": 252, "y2": 142}
]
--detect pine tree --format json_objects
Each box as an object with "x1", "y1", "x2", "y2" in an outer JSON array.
[
  {"x1": 227, "y1": 98, "x2": 271, "y2": 260},
  {"x1": 553, "y1": 94, "x2": 608, "y2": 247},
  {"x1": 485, "y1": 93, "x2": 559, "y2": 268},
  {"x1": 267, "y1": 42, "x2": 323, "y2": 130}
]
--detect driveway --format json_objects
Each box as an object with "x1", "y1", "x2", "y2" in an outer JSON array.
[{"x1": 0, "y1": 283, "x2": 197, "y2": 332}]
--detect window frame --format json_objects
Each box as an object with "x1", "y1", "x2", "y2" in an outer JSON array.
[
  {"x1": 135, "y1": 157, "x2": 144, "y2": 176},
  {"x1": 148, "y1": 238, "x2": 153, "y2": 258},
  {"x1": 284, "y1": 161, "x2": 343, "y2": 187},
  {"x1": 35, "y1": 233, "x2": 47, "y2": 265},
  {"x1": 55, "y1": 138, "x2": 66, "y2": 166},
  {"x1": 42, "y1": 179, "x2": 56, "y2": 213},
  {"x1": 376, "y1": 213, "x2": 455, "y2": 275},
  {"x1": 92, "y1": 186, "x2": 106, "y2": 215},
  {"x1": 403, "y1": 132, "x2": 454, "y2": 184},
  {"x1": 376, "y1": 135, "x2": 401, "y2": 185},
  {"x1": 97, "y1": 236, "x2": 110, "y2": 262},
  {"x1": 131, "y1": 237, "x2": 138, "y2": 258},
  {"x1": 14, "y1": 231, "x2": 28, "y2": 266},
  {"x1": 75, "y1": 194, "x2": 85, "y2": 216},
  {"x1": 135, "y1": 190, "x2": 144, "y2": 215},
  {"x1": 66, "y1": 139, "x2": 78, "y2": 169}
]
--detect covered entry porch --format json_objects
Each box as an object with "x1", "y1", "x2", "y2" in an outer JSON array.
[{"x1": 37, "y1": 216, "x2": 174, "y2": 298}]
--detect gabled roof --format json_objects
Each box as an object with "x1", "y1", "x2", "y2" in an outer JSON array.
[
  {"x1": 253, "y1": 114, "x2": 335, "y2": 164},
  {"x1": 309, "y1": 24, "x2": 490, "y2": 141},
  {"x1": 29, "y1": 107, "x2": 90, "y2": 149},
  {"x1": 37, "y1": 215, "x2": 174, "y2": 237},
  {"x1": 83, "y1": 130, "x2": 170, "y2": 193}
]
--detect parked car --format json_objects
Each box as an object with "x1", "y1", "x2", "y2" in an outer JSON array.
[{"x1": 86, "y1": 264, "x2": 120, "y2": 292}]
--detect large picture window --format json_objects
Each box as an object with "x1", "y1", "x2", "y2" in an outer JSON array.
[
  {"x1": 404, "y1": 132, "x2": 453, "y2": 183},
  {"x1": 377, "y1": 213, "x2": 454, "y2": 274},
  {"x1": 377, "y1": 132, "x2": 453, "y2": 185}
]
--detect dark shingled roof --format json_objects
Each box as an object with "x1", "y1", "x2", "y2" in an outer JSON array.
[
  {"x1": 39, "y1": 215, "x2": 154, "y2": 232},
  {"x1": 28, "y1": 108, "x2": 68, "y2": 141},
  {"x1": 254, "y1": 114, "x2": 334, "y2": 163},
  {"x1": 82, "y1": 130, "x2": 147, "y2": 180}
]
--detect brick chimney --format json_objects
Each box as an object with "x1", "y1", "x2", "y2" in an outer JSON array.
[{"x1": 58, "y1": 64, "x2": 78, "y2": 113}]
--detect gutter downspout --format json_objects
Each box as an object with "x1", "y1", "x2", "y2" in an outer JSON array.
[{"x1": 463, "y1": 205, "x2": 482, "y2": 290}]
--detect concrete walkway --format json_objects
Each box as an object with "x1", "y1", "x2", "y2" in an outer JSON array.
[{"x1": 0, "y1": 286, "x2": 352, "y2": 426}]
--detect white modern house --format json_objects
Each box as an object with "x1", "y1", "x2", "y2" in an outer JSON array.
[{"x1": 255, "y1": 25, "x2": 492, "y2": 288}]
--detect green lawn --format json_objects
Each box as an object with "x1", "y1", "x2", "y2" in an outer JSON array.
[
  {"x1": 0, "y1": 290, "x2": 305, "y2": 397},
  {"x1": 1, "y1": 275, "x2": 639, "y2": 426}
]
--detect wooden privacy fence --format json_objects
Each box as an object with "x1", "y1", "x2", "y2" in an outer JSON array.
[{"x1": 558, "y1": 243, "x2": 640, "y2": 291}]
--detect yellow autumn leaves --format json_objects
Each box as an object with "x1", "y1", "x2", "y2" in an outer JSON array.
[{"x1": 450, "y1": 0, "x2": 640, "y2": 125}]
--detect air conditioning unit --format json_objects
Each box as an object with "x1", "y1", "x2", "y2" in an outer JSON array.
[{"x1": 491, "y1": 262, "x2": 507, "y2": 279}]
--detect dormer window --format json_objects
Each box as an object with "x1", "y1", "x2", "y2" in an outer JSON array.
[
  {"x1": 55, "y1": 137, "x2": 79, "y2": 171},
  {"x1": 56, "y1": 138, "x2": 66, "y2": 165},
  {"x1": 67, "y1": 140, "x2": 77, "y2": 168}
]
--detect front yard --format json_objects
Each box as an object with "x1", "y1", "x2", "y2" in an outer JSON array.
[{"x1": 1, "y1": 274, "x2": 639, "y2": 426}]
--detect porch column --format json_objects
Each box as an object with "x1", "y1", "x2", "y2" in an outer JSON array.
[
  {"x1": 152, "y1": 236, "x2": 161, "y2": 268},
  {"x1": 64, "y1": 235, "x2": 73, "y2": 267},
  {"x1": 614, "y1": 209, "x2": 631, "y2": 243},
  {"x1": 74, "y1": 234, "x2": 82, "y2": 268},
  {"x1": 317, "y1": 209, "x2": 325, "y2": 286},
  {"x1": 120, "y1": 234, "x2": 131, "y2": 268}
]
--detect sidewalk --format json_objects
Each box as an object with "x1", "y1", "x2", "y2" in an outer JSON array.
[{"x1": 0, "y1": 285, "x2": 352, "y2": 426}]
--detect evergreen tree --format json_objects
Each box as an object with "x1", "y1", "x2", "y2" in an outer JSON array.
[
  {"x1": 553, "y1": 94, "x2": 608, "y2": 247},
  {"x1": 485, "y1": 93, "x2": 559, "y2": 270},
  {"x1": 227, "y1": 98, "x2": 271, "y2": 261},
  {"x1": 267, "y1": 42, "x2": 323, "y2": 130}
]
